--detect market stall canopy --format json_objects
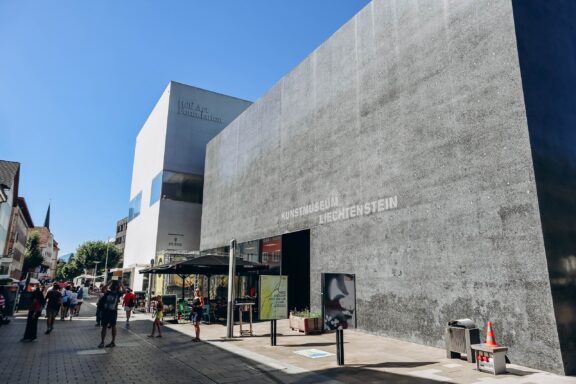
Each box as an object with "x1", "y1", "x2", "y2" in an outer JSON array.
[{"x1": 139, "y1": 254, "x2": 268, "y2": 276}]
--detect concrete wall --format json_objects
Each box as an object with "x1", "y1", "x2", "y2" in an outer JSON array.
[
  {"x1": 201, "y1": 0, "x2": 567, "y2": 374},
  {"x1": 166, "y1": 82, "x2": 252, "y2": 176}
]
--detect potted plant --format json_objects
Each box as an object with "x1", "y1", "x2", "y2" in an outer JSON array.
[{"x1": 289, "y1": 308, "x2": 323, "y2": 334}]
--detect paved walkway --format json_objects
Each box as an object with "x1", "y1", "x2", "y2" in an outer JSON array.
[{"x1": 0, "y1": 299, "x2": 575, "y2": 383}]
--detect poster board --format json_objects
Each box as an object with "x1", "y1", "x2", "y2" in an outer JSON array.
[
  {"x1": 161, "y1": 294, "x2": 177, "y2": 319},
  {"x1": 258, "y1": 275, "x2": 288, "y2": 320},
  {"x1": 321, "y1": 273, "x2": 356, "y2": 330}
]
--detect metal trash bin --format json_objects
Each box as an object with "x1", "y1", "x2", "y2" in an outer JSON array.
[{"x1": 445, "y1": 318, "x2": 480, "y2": 363}]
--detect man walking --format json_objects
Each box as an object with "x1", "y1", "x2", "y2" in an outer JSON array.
[
  {"x1": 98, "y1": 280, "x2": 123, "y2": 348},
  {"x1": 122, "y1": 288, "x2": 136, "y2": 323},
  {"x1": 45, "y1": 282, "x2": 62, "y2": 334}
]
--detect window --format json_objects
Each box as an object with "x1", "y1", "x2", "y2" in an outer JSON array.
[
  {"x1": 150, "y1": 171, "x2": 162, "y2": 206},
  {"x1": 162, "y1": 171, "x2": 203, "y2": 204},
  {"x1": 128, "y1": 192, "x2": 142, "y2": 222}
]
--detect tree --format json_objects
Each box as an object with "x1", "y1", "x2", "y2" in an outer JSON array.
[
  {"x1": 55, "y1": 259, "x2": 67, "y2": 280},
  {"x1": 74, "y1": 240, "x2": 122, "y2": 277},
  {"x1": 22, "y1": 231, "x2": 44, "y2": 273}
]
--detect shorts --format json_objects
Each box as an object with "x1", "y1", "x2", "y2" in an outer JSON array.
[
  {"x1": 62, "y1": 301, "x2": 70, "y2": 308},
  {"x1": 191, "y1": 309, "x2": 203, "y2": 323},
  {"x1": 47, "y1": 307, "x2": 59, "y2": 317},
  {"x1": 101, "y1": 310, "x2": 118, "y2": 327},
  {"x1": 124, "y1": 306, "x2": 134, "y2": 312}
]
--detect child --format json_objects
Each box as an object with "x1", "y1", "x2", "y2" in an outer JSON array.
[{"x1": 148, "y1": 296, "x2": 163, "y2": 338}]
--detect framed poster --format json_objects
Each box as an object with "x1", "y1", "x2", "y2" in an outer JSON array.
[
  {"x1": 259, "y1": 275, "x2": 288, "y2": 320},
  {"x1": 321, "y1": 273, "x2": 356, "y2": 330},
  {"x1": 161, "y1": 294, "x2": 177, "y2": 318}
]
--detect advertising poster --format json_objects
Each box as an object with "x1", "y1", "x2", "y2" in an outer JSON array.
[
  {"x1": 321, "y1": 273, "x2": 356, "y2": 330},
  {"x1": 259, "y1": 275, "x2": 288, "y2": 320},
  {"x1": 161, "y1": 294, "x2": 177, "y2": 318}
]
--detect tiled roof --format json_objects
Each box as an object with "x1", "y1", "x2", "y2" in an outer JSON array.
[{"x1": 0, "y1": 160, "x2": 20, "y2": 188}]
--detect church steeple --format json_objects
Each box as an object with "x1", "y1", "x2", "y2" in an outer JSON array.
[{"x1": 44, "y1": 204, "x2": 50, "y2": 230}]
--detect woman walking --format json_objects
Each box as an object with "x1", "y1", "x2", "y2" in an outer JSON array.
[
  {"x1": 190, "y1": 288, "x2": 204, "y2": 342},
  {"x1": 21, "y1": 288, "x2": 45, "y2": 341},
  {"x1": 148, "y1": 296, "x2": 163, "y2": 338}
]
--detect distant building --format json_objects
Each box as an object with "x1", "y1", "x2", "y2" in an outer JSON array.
[
  {"x1": 122, "y1": 81, "x2": 252, "y2": 291},
  {"x1": 115, "y1": 217, "x2": 127, "y2": 253},
  {"x1": 4, "y1": 197, "x2": 34, "y2": 279},
  {"x1": 33, "y1": 205, "x2": 59, "y2": 280},
  {"x1": 0, "y1": 160, "x2": 20, "y2": 275}
]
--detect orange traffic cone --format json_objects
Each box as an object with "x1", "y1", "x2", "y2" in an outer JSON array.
[{"x1": 485, "y1": 321, "x2": 498, "y2": 347}]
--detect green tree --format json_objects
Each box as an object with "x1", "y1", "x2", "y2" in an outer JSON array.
[
  {"x1": 74, "y1": 240, "x2": 122, "y2": 277},
  {"x1": 60, "y1": 257, "x2": 83, "y2": 281},
  {"x1": 22, "y1": 231, "x2": 44, "y2": 273},
  {"x1": 55, "y1": 259, "x2": 67, "y2": 280}
]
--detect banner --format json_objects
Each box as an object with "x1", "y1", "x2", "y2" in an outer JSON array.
[
  {"x1": 259, "y1": 275, "x2": 288, "y2": 320},
  {"x1": 321, "y1": 273, "x2": 356, "y2": 330}
]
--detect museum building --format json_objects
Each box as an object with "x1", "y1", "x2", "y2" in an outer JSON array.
[
  {"x1": 199, "y1": 0, "x2": 576, "y2": 375},
  {"x1": 122, "y1": 81, "x2": 251, "y2": 291}
]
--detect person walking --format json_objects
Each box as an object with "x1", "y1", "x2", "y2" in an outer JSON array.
[
  {"x1": 45, "y1": 282, "x2": 62, "y2": 334},
  {"x1": 60, "y1": 285, "x2": 71, "y2": 320},
  {"x1": 95, "y1": 285, "x2": 107, "y2": 327},
  {"x1": 190, "y1": 288, "x2": 204, "y2": 342},
  {"x1": 98, "y1": 281, "x2": 123, "y2": 348},
  {"x1": 67, "y1": 287, "x2": 78, "y2": 321},
  {"x1": 74, "y1": 285, "x2": 84, "y2": 316},
  {"x1": 148, "y1": 296, "x2": 163, "y2": 338},
  {"x1": 21, "y1": 288, "x2": 45, "y2": 341},
  {"x1": 122, "y1": 288, "x2": 136, "y2": 323}
]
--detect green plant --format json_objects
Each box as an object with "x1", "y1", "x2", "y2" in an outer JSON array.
[{"x1": 290, "y1": 308, "x2": 321, "y2": 318}]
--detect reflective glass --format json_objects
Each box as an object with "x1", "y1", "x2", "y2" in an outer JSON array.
[
  {"x1": 150, "y1": 171, "x2": 162, "y2": 206},
  {"x1": 162, "y1": 171, "x2": 203, "y2": 204},
  {"x1": 128, "y1": 192, "x2": 142, "y2": 222}
]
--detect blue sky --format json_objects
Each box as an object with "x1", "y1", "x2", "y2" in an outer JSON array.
[{"x1": 0, "y1": 0, "x2": 370, "y2": 256}]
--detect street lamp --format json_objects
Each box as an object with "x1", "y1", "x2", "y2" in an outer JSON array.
[
  {"x1": 93, "y1": 261, "x2": 100, "y2": 288},
  {"x1": 103, "y1": 237, "x2": 112, "y2": 286}
]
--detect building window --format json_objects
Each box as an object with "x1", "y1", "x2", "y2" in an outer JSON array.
[
  {"x1": 162, "y1": 171, "x2": 203, "y2": 204},
  {"x1": 150, "y1": 171, "x2": 162, "y2": 206},
  {"x1": 128, "y1": 192, "x2": 142, "y2": 222}
]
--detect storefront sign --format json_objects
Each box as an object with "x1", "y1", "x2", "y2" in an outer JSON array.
[
  {"x1": 177, "y1": 99, "x2": 223, "y2": 123},
  {"x1": 281, "y1": 195, "x2": 398, "y2": 225},
  {"x1": 259, "y1": 275, "x2": 288, "y2": 320},
  {"x1": 318, "y1": 196, "x2": 397, "y2": 224}
]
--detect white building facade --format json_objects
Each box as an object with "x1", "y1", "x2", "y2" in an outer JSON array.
[{"x1": 122, "y1": 81, "x2": 251, "y2": 290}]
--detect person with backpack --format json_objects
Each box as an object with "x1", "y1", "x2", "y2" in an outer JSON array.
[
  {"x1": 122, "y1": 288, "x2": 136, "y2": 323},
  {"x1": 74, "y1": 285, "x2": 84, "y2": 316},
  {"x1": 95, "y1": 285, "x2": 107, "y2": 327},
  {"x1": 60, "y1": 286, "x2": 72, "y2": 320},
  {"x1": 45, "y1": 282, "x2": 62, "y2": 334},
  {"x1": 98, "y1": 280, "x2": 124, "y2": 348}
]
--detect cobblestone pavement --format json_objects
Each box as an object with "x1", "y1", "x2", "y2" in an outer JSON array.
[
  {"x1": 2, "y1": 299, "x2": 576, "y2": 384},
  {"x1": 0, "y1": 299, "x2": 332, "y2": 384}
]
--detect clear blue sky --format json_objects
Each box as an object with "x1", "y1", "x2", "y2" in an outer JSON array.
[{"x1": 0, "y1": 0, "x2": 370, "y2": 256}]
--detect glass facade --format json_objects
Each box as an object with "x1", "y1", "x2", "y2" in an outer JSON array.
[
  {"x1": 162, "y1": 171, "x2": 203, "y2": 204},
  {"x1": 150, "y1": 171, "x2": 162, "y2": 206},
  {"x1": 128, "y1": 192, "x2": 142, "y2": 222}
]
